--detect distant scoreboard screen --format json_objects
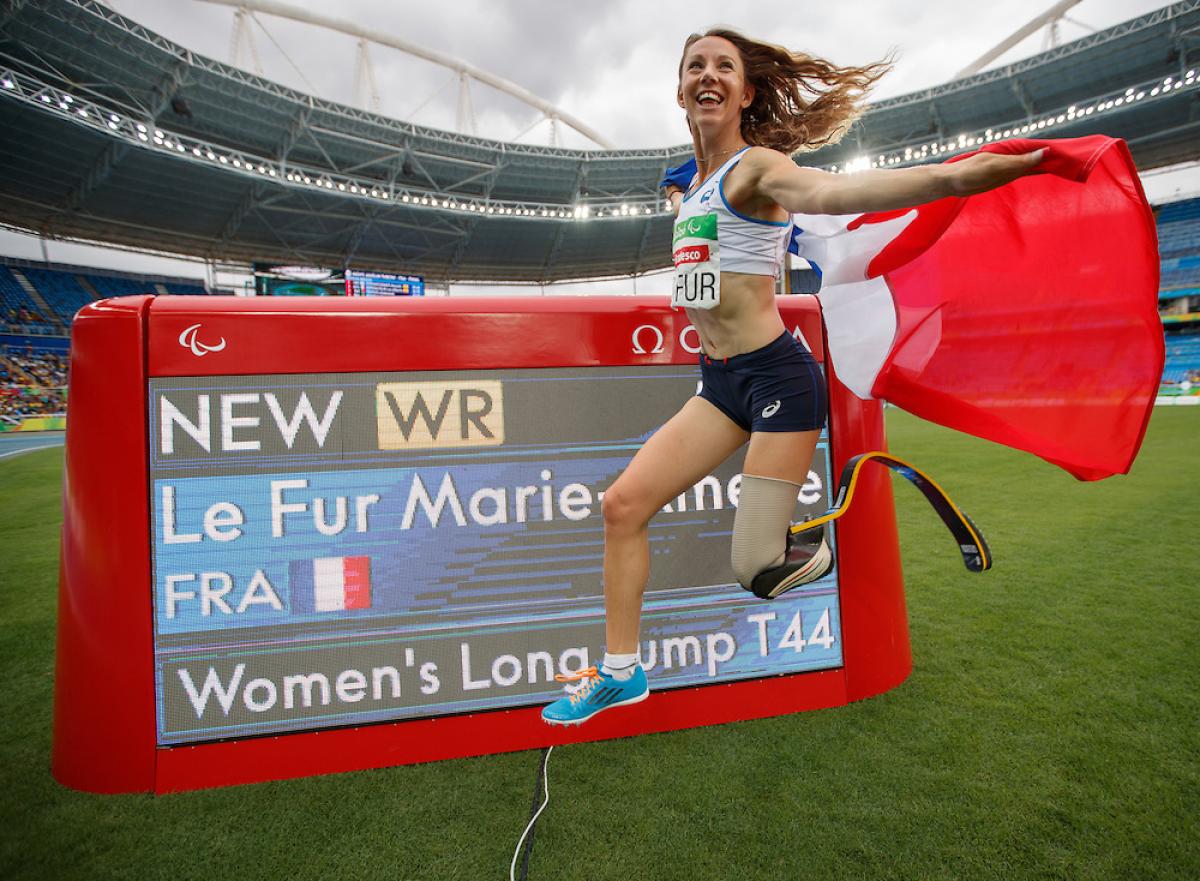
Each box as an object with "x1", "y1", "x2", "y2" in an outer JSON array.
[
  {"x1": 148, "y1": 367, "x2": 841, "y2": 745},
  {"x1": 345, "y1": 270, "x2": 425, "y2": 296},
  {"x1": 258, "y1": 277, "x2": 345, "y2": 297}
]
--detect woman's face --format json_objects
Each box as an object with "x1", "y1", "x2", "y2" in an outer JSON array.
[{"x1": 677, "y1": 35, "x2": 754, "y2": 137}]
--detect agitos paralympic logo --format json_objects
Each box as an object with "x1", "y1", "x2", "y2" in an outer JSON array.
[
  {"x1": 375, "y1": 380, "x2": 504, "y2": 450},
  {"x1": 672, "y1": 213, "x2": 718, "y2": 245},
  {"x1": 178, "y1": 324, "x2": 227, "y2": 357}
]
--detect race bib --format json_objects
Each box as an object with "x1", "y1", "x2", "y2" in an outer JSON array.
[{"x1": 672, "y1": 212, "x2": 720, "y2": 310}]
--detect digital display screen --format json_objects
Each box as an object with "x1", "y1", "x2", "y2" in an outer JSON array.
[
  {"x1": 253, "y1": 265, "x2": 345, "y2": 297},
  {"x1": 257, "y1": 278, "x2": 345, "y2": 297},
  {"x1": 148, "y1": 366, "x2": 841, "y2": 745},
  {"x1": 344, "y1": 270, "x2": 425, "y2": 296}
]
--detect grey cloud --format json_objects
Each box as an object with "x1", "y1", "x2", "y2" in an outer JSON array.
[{"x1": 105, "y1": 0, "x2": 1173, "y2": 150}]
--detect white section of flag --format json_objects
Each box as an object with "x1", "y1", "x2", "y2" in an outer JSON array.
[{"x1": 314, "y1": 557, "x2": 348, "y2": 612}]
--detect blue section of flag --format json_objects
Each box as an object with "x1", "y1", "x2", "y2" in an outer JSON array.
[
  {"x1": 659, "y1": 158, "x2": 697, "y2": 191},
  {"x1": 289, "y1": 559, "x2": 316, "y2": 613}
]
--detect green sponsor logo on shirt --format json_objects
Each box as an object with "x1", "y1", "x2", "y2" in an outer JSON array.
[{"x1": 673, "y1": 213, "x2": 718, "y2": 244}]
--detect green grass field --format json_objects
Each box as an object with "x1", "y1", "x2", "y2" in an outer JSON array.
[{"x1": 2, "y1": 410, "x2": 1197, "y2": 881}]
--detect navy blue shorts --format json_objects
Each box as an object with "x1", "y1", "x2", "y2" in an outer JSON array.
[{"x1": 697, "y1": 331, "x2": 827, "y2": 433}]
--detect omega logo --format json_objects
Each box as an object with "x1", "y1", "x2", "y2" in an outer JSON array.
[
  {"x1": 631, "y1": 324, "x2": 702, "y2": 355},
  {"x1": 678, "y1": 325, "x2": 701, "y2": 354}
]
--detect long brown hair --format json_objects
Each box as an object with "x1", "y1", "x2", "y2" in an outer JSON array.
[{"x1": 680, "y1": 29, "x2": 894, "y2": 154}]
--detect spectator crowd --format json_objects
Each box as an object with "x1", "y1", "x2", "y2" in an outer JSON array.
[
  {"x1": 4, "y1": 306, "x2": 54, "y2": 331},
  {"x1": 1, "y1": 348, "x2": 68, "y2": 422}
]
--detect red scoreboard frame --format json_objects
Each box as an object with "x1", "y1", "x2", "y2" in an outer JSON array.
[{"x1": 53, "y1": 294, "x2": 910, "y2": 793}]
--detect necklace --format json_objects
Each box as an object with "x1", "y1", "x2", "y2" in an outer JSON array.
[{"x1": 697, "y1": 145, "x2": 746, "y2": 164}]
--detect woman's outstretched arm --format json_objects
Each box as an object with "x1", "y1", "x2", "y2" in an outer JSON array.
[{"x1": 750, "y1": 146, "x2": 1046, "y2": 216}]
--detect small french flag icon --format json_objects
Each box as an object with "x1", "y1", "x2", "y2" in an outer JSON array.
[{"x1": 290, "y1": 556, "x2": 372, "y2": 613}]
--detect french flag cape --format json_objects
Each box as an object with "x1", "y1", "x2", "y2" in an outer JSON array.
[
  {"x1": 667, "y1": 138, "x2": 1161, "y2": 482},
  {"x1": 671, "y1": 135, "x2": 1162, "y2": 481},
  {"x1": 794, "y1": 135, "x2": 1162, "y2": 480}
]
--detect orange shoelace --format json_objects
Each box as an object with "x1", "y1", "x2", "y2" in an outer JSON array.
[{"x1": 553, "y1": 666, "x2": 602, "y2": 706}]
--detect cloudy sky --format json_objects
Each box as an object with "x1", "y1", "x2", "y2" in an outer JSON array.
[
  {"x1": 105, "y1": 0, "x2": 1172, "y2": 149},
  {"x1": 2, "y1": 0, "x2": 1193, "y2": 287}
]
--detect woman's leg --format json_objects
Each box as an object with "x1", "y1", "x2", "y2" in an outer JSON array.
[
  {"x1": 743, "y1": 429, "x2": 821, "y2": 486},
  {"x1": 601, "y1": 396, "x2": 750, "y2": 653}
]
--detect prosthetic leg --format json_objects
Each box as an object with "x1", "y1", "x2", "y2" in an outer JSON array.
[
  {"x1": 787, "y1": 451, "x2": 992, "y2": 574},
  {"x1": 732, "y1": 475, "x2": 835, "y2": 600},
  {"x1": 750, "y1": 522, "x2": 833, "y2": 599},
  {"x1": 732, "y1": 452, "x2": 991, "y2": 602}
]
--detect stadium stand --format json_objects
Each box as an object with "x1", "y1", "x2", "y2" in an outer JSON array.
[
  {"x1": 1157, "y1": 195, "x2": 1200, "y2": 398},
  {"x1": 0, "y1": 332, "x2": 69, "y2": 353},
  {"x1": 81, "y1": 273, "x2": 151, "y2": 299},
  {"x1": 1157, "y1": 197, "x2": 1200, "y2": 303},
  {"x1": 0, "y1": 344, "x2": 68, "y2": 421},
  {"x1": 3, "y1": 348, "x2": 67, "y2": 386},
  {"x1": 0, "y1": 0, "x2": 1195, "y2": 405},
  {"x1": 161, "y1": 281, "x2": 208, "y2": 296},
  {"x1": 0, "y1": 259, "x2": 207, "y2": 334},
  {"x1": 1160, "y1": 331, "x2": 1200, "y2": 393},
  {"x1": 1156, "y1": 197, "x2": 1200, "y2": 260},
  {"x1": 2, "y1": 0, "x2": 1197, "y2": 283},
  {"x1": 18, "y1": 267, "x2": 95, "y2": 325},
  {"x1": 1160, "y1": 256, "x2": 1200, "y2": 291},
  {"x1": 0, "y1": 266, "x2": 57, "y2": 334},
  {"x1": 1162, "y1": 333, "x2": 1200, "y2": 381}
]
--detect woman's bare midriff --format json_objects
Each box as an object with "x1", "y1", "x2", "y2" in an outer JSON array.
[{"x1": 685, "y1": 271, "x2": 787, "y2": 359}]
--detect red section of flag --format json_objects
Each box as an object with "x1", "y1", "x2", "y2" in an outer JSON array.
[
  {"x1": 342, "y1": 556, "x2": 372, "y2": 610},
  {"x1": 859, "y1": 136, "x2": 1162, "y2": 481},
  {"x1": 673, "y1": 244, "x2": 709, "y2": 266}
]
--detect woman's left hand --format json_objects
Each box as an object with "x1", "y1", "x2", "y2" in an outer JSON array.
[
  {"x1": 664, "y1": 185, "x2": 684, "y2": 216},
  {"x1": 947, "y1": 148, "x2": 1046, "y2": 197}
]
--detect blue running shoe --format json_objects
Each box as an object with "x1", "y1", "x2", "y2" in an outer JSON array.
[{"x1": 541, "y1": 663, "x2": 649, "y2": 726}]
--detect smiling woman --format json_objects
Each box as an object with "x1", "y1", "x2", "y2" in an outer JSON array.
[
  {"x1": 539, "y1": 27, "x2": 1049, "y2": 728},
  {"x1": 678, "y1": 29, "x2": 893, "y2": 156}
]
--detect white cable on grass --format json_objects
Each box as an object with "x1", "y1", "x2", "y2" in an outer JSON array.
[{"x1": 510, "y1": 746, "x2": 553, "y2": 881}]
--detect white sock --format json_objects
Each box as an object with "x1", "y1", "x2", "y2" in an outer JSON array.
[{"x1": 602, "y1": 652, "x2": 640, "y2": 681}]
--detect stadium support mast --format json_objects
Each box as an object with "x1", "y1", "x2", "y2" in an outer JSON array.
[
  {"x1": 229, "y1": 6, "x2": 264, "y2": 75},
  {"x1": 956, "y1": 0, "x2": 1088, "y2": 78},
  {"x1": 195, "y1": 0, "x2": 616, "y2": 148}
]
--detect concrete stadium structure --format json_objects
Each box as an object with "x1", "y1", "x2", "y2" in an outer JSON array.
[{"x1": 0, "y1": 0, "x2": 1198, "y2": 283}]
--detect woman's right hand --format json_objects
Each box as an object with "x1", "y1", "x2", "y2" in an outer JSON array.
[{"x1": 945, "y1": 149, "x2": 1046, "y2": 197}]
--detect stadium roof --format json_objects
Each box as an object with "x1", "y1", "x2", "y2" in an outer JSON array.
[{"x1": 0, "y1": 0, "x2": 1198, "y2": 283}]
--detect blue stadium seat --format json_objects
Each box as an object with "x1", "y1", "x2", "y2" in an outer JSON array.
[
  {"x1": 1157, "y1": 196, "x2": 1200, "y2": 261},
  {"x1": 162, "y1": 282, "x2": 208, "y2": 295},
  {"x1": 1161, "y1": 332, "x2": 1200, "y2": 384},
  {"x1": 5, "y1": 264, "x2": 208, "y2": 330},
  {"x1": 19, "y1": 268, "x2": 95, "y2": 324},
  {"x1": 1159, "y1": 255, "x2": 1200, "y2": 291},
  {"x1": 0, "y1": 266, "x2": 39, "y2": 315},
  {"x1": 85, "y1": 275, "x2": 154, "y2": 298},
  {"x1": 0, "y1": 266, "x2": 58, "y2": 334}
]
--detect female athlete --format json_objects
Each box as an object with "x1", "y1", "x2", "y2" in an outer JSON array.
[{"x1": 542, "y1": 28, "x2": 1045, "y2": 726}]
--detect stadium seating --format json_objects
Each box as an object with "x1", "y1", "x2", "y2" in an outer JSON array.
[
  {"x1": 0, "y1": 266, "x2": 57, "y2": 334},
  {"x1": 0, "y1": 335, "x2": 70, "y2": 356},
  {"x1": 1161, "y1": 332, "x2": 1200, "y2": 386},
  {"x1": 1156, "y1": 197, "x2": 1200, "y2": 261},
  {"x1": 0, "y1": 194, "x2": 1197, "y2": 404},
  {"x1": 161, "y1": 282, "x2": 208, "y2": 296},
  {"x1": 83, "y1": 274, "x2": 152, "y2": 299},
  {"x1": 17, "y1": 267, "x2": 95, "y2": 325},
  {"x1": 0, "y1": 262, "x2": 208, "y2": 333},
  {"x1": 1159, "y1": 255, "x2": 1200, "y2": 292}
]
